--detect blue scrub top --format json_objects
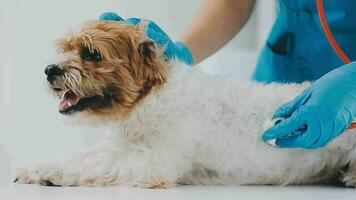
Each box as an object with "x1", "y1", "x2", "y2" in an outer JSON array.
[{"x1": 252, "y1": 0, "x2": 356, "y2": 83}]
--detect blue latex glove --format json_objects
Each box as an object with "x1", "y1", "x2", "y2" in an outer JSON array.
[
  {"x1": 99, "y1": 12, "x2": 194, "y2": 65},
  {"x1": 263, "y1": 62, "x2": 356, "y2": 149}
]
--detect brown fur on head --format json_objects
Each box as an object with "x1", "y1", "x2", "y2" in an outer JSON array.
[{"x1": 46, "y1": 20, "x2": 168, "y2": 121}]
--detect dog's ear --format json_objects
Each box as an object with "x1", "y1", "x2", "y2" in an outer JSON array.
[
  {"x1": 138, "y1": 39, "x2": 157, "y2": 59},
  {"x1": 136, "y1": 20, "x2": 158, "y2": 60}
]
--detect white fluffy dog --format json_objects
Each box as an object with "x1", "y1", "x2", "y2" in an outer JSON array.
[{"x1": 15, "y1": 20, "x2": 356, "y2": 188}]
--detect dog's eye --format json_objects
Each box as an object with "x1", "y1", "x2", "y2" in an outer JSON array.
[{"x1": 80, "y1": 47, "x2": 102, "y2": 61}]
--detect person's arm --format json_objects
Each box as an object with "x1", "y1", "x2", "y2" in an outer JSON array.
[
  {"x1": 181, "y1": 0, "x2": 256, "y2": 63},
  {"x1": 100, "y1": 0, "x2": 255, "y2": 65}
]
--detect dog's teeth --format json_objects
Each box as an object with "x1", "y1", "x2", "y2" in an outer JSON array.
[
  {"x1": 67, "y1": 102, "x2": 72, "y2": 107},
  {"x1": 61, "y1": 91, "x2": 66, "y2": 99}
]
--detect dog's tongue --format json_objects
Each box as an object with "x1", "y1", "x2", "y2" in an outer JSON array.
[{"x1": 59, "y1": 91, "x2": 80, "y2": 111}]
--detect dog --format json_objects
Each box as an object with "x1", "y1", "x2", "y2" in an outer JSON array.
[{"x1": 15, "y1": 20, "x2": 356, "y2": 188}]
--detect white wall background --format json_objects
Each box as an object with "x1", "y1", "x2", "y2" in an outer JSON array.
[{"x1": 0, "y1": 0, "x2": 276, "y2": 186}]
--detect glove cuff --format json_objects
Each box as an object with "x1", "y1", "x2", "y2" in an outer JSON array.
[
  {"x1": 174, "y1": 41, "x2": 194, "y2": 65},
  {"x1": 99, "y1": 12, "x2": 124, "y2": 21}
]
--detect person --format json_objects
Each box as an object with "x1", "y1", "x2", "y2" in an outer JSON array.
[{"x1": 100, "y1": 0, "x2": 356, "y2": 149}]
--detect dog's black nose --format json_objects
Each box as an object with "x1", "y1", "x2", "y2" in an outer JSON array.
[{"x1": 45, "y1": 64, "x2": 64, "y2": 82}]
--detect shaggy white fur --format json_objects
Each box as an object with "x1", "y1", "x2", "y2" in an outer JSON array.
[{"x1": 16, "y1": 61, "x2": 356, "y2": 188}]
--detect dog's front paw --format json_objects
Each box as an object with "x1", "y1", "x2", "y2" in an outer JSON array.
[
  {"x1": 14, "y1": 163, "x2": 76, "y2": 187},
  {"x1": 14, "y1": 168, "x2": 38, "y2": 185}
]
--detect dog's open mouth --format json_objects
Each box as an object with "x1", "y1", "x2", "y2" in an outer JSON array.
[
  {"x1": 56, "y1": 89, "x2": 103, "y2": 115},
  {"x1": 59, "y1": 89, "x2": 79, "y2": 113}
]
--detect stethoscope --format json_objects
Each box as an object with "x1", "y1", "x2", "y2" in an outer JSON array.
[
  {"x1": 317, "y1": 0, "x2": 351, "y2": 64},
  {"x1": 316, "y1": 0, "x2": 356, "y2": 129}
]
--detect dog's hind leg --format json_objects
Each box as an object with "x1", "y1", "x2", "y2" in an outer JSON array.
[
  {"x1": 339, "y1": 161, "x2": 356, "y2": 187},
  {"x1": 333, "y1": 133, "x2": 356, "y2": 187}
]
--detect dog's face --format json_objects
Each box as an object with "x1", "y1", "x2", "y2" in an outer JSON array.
[{"x1": 45, "y1": 20, "x2": 167, "y2": 121}]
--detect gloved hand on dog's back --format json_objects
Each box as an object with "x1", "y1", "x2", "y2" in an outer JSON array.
[
  {"x1": 263, "y1": 62, "x2": 356, "y2": 149},
  {"x1": 100, "y1": 12, "x2": 194, "y2": 65}
]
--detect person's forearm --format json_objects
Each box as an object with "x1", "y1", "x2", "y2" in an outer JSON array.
[{"x1": 181, "y1": 0, "x2": 256, "y2": 63}]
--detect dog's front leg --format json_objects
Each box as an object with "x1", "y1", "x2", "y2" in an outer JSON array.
[
  {"x1": 15, "y1": 145, "x2": 121, "y2": 187},
  {"x1": 15, "y1": 146, "x2": 189, "y2": 188}
]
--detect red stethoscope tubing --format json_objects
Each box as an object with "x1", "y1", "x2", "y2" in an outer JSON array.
[
  {"x1": 316, "y1": 0, "x2": 356, "y2": 129},
  {"x1": 316, "y1": 0, "x2": 351, "y2": 63}
]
